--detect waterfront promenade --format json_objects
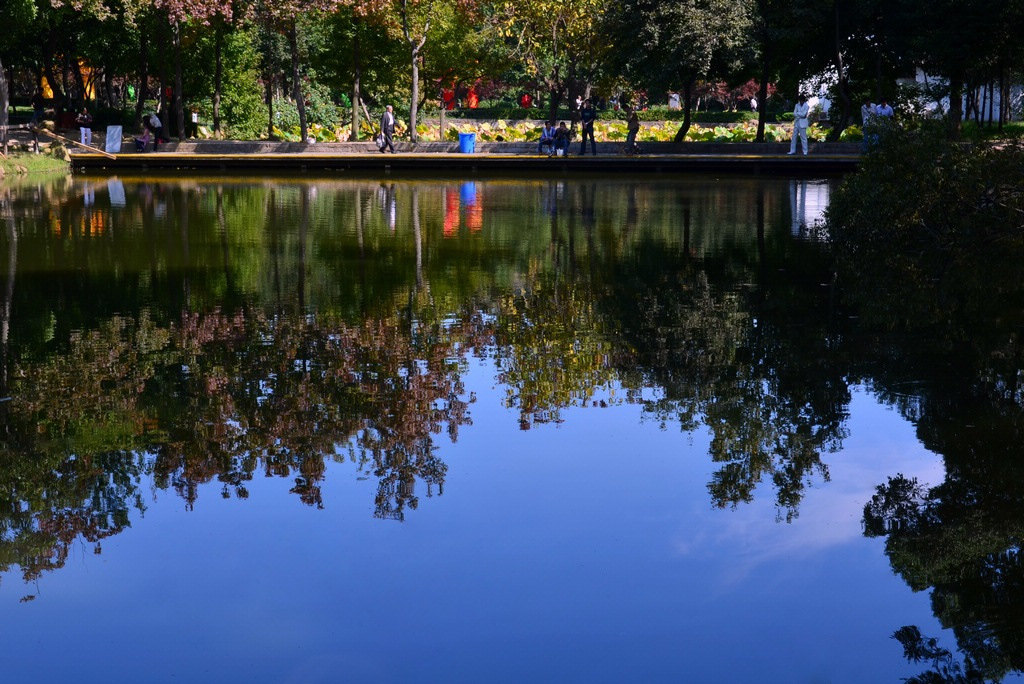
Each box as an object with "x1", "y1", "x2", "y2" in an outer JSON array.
[{"x1": 70, "y1": 140, "x2": 860, "y2": 176}]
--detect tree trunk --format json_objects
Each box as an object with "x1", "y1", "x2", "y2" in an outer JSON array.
[
  {"x1": 73, "y1": 56, "x2": 87, "y2": 104},
  {"x1": 755, "y1": 59, "x2": 769, "y2": 143},
  {"x1": 173, "y1": 22, "x2": 185, "y2": 140},
  {"x1": 409, "y1": 49, "x2": 420, "y2": 143},
  {"x1": 351, "y1": 29, "x2": 361, "y2": 141},
  {"x1": 135, "y1": 31, "x2": 148, "y2": 127},
  {"x1": 673, "y1": 80, "x2": 694, "y2": 142},
  {"x1": 289, "y1": 21, "x2": 308, "y2": 143},
  {"x1": 998, "y1": 63, "x2": 1006, "y2": 131},
  {"x1": 987, "y1": 81, "x2": 994, "y2": 127},
  {"x1": 213, "y1": 24, "x2": 223, "y2": 134},
  {"x1": 547, "y1": 85, "x2": 561, "y2": 123},
  {"x1": 948, "y1": 73, "x2": 963, "y2": 139},
  {"x1": 0, "y1": 56, "x2": 8, "y2": 156},
  {"x1": 266, "y1": 74, "x2": 274, "y2": 139},
  {"x1": 104, "y1": 67, "x2": 115, "y2": 108},
  {"x1": 828, "y1": 13, "x2": 852, "y2": 140},
  {"x1": 43, "y1": 57, "x2": 64, "y2": 115}
]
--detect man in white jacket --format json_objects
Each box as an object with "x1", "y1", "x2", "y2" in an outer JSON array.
[{"x1": 788, "y1": 95, "x2": 810, "y2": 155}]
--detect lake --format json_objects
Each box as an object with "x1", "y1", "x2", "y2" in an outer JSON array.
[{"x1": 0, "y1": 173, "x2": 1018, "y2": 682}]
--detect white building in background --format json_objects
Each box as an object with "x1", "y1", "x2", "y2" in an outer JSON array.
[
  {"x1": 904, "y1": 68, "x2": 1024, "y2": 122},
  {"x1": 796, "y1": 68, "x2": 1023, "y2": 123}
]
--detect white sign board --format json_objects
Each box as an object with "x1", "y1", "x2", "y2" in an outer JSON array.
[{"x1": 105, "y1": 126, "x2": 122, "y2": 153}]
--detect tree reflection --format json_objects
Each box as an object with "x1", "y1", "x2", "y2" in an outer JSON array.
[
  {"x1": 0, "y1": 175, "x2": 860, "y2": 587},
  {"x1": 838, "y1": 151, "x2": 1024, "y2": 680}
]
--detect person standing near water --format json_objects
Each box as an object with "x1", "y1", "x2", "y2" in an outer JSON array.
[
  {"x1": 77, "y1": 107, "x2": 93, "y2": 147},
  {"x1": 380, "y1": 105, "x2": 396, "y2": 154},
  {"x1": 579, "y1": 99, "x2": 597, "y2": 156},
  {"x1": 625, "y1": 107, "x2": 640, "y2": 155},
  {"x1": 788, "y1": 94, "x2": 810, "y2": 156}
]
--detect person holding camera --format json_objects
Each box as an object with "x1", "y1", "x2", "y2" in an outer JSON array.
[{"x1": 579, "y1": 99, "x2": 597, "y2": 156}]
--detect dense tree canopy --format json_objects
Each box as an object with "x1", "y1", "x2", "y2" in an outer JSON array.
[{"x1": 3, "y1": 0, "x2": 1021, "y2": 140}]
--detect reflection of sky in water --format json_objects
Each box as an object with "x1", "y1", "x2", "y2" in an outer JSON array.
[{"x1": 0, "y1": 355, "x2": 947, "y2": 683}]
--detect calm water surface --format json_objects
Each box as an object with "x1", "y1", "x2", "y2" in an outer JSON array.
[{"x1": 0, "y1": 174, "x2": 1019, "y2": 682}]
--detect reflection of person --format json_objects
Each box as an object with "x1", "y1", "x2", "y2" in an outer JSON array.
[
  {"x1": 625, "y1": 107, "x2": 640, "y2": 155},
  {"x1": 379, "y1": 105, "x2": 396, "y2": 153},
  {"x1": 788, "y1": 95, "x2": 810, "y2": 156},
  {"x1": 538, "y1": 121, "x2": 556, "y2": 155},
  {"x1": 76, "y1": 107, "x2": 93, "y2": 146},
  {"x1": 579, "y1": 99, "x2": 596, "y2": 156},
  {"x1": 553, "y1": 121, "x2": 571, "y2": 156},
  {"x1": 750, "y1": 96, "x2": 758, "y2": 112}
]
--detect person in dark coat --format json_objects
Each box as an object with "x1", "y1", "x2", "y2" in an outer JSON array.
[
  {"x1": 579, "y1": 99, "x2": 597, "y2": 155},
  {"x1": 379, "y1": 105, "x2": 396, "y2": 153}
]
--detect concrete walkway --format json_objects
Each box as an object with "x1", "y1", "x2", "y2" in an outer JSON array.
[{"x1": 70, "y1": 140, "x2": 860, "y2": 176}]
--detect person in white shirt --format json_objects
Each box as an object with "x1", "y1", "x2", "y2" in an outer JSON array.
[
  {"x1": 788, "y1": 95, "x2": 810, "y2": 155},
  {"x1": 860, "y1": 99, "x2": 876, "y2": 125}
]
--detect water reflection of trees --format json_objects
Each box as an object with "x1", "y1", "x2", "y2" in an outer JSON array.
[
  {"x1": 0, "y1": 305, "x2": 483, "y2": 582},
  {"x1": 1, "y1": 176, "x2": 857, "y2": 584},
  {"x1": 838, "y1": 169, "x2": 1024, "y2": 681}
]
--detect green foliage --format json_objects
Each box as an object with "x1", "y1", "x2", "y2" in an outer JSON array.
[{"x1": 219, "y1": 30, "x2": 267, "y2": 140}]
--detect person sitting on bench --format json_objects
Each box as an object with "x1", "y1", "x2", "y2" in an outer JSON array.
[
  {"x1": 553, "y1": 122, "x2": 571, "y2": 156},
  {"x1": 538, "y1": 121, "x2": 557, "y2": 155}
]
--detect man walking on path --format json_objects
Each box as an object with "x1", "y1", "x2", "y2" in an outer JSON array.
[
  {"x1": 579, "y1": 99, "x2": 597, "y2": 156},
  {"x1": 380, "y1": 105, "x2": 396, "y2": 153},
  {"x1": 788, "y1": 94, "x2": 810, "y2": 155}
]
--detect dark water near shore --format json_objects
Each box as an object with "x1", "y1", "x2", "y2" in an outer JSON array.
[{"x1": 0, "y1": 174, "x2": 1021, "y2": 682}]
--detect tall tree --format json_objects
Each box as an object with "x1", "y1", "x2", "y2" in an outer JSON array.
[
  {"x1": 254, "y1": 0, "x2": 346, "y2": 143},
  {"x1": 492, "y1": 0, "x2": 611, "y2": 123},
  {"x1": 605, "y1": 0, "x2": 752, "y2": 141},
  {"x1": 0, "y1": 0, "x2": 36, "y2": 154}
]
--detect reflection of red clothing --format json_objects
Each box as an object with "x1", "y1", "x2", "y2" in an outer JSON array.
[
  {"x1": 466, "y1": 89, "x2": 479, "y2": 109},
  {"x1": 442, "y1": 89, "x2": 455, "y2": 111},
  {"x1": 466, "y1": 197, "x2": 483, "y2": 232},
  {"x1": 443, "y1": 189, "x2": 460, "y2": 237}
]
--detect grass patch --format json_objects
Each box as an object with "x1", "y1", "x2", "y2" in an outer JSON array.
[
  {"x1": 0, "y1": 151, "x2": 70, "y2": 180},
  {"x1": 961, "y1": 120, "x2": 1024, "y2": 141}
]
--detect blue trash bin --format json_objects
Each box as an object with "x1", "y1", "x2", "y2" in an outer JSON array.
[{"x1": 458, "y1": 132, "x2": 476, "y2": 154}]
